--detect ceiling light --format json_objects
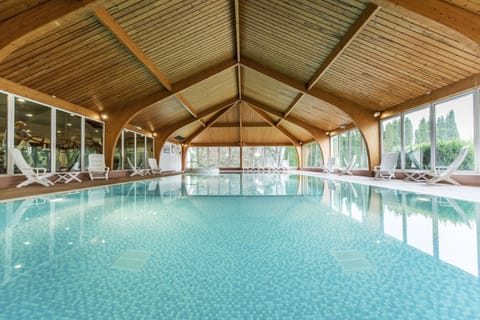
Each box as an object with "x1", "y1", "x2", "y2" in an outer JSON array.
[
  {"x1": 373, "y1": 111, "x2": 381, "y2": 118},
  {"x1": 339, "y1": 124, "x2": 346, "y2": 129},
  {"x1": 325, "y1": 131, "x2": 330, "y2": 136},
  {"x1": 100, "y1": 113, "x2": 108, "y2": 120}
]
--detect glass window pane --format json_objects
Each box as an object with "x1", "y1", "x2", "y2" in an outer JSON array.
[
  {"x1": 146, "y1": 138, "x2": 154, "y2": 159},
  {"x1": 136, "y1": 134, "x2": 145, "y2": 168},
  {"x1": 124, "y1": 130, "x2": 135, "y2": 169},
  {"x1": 435, "y1": 93, "x2": 474, "y2": 171},
  {"x1": 14, "y1": 98, "x2": 51, "y2": 172},
  {"x1": 84, "y1": 119, "x2": 104, "y2": 169},
  {"x1": 339, "y1": 132, "x2": 349, "y2": 167},
  {"x1": 381, "y1": 116, "x2": 401, "y2": 168},
  {"x1": 303, "y1": 142, "x2": 323, "y2": 168},
  {"x1": 113, "y1": 132, "x2": 122, "y2": 170},
  {"x1": 56, "y1": 110, "x2": 81, "y2": 171},
  {"x1": 350, "y1": 129, "x2": 368, "y2": 169},
  {"x1": 331, "y1": 135, "x2": 339, "y2": 165},
  {"x1": 0, "y1": 93, "x2": 7, "y2": 174},
  {"x1": 404, "y1": 107, "x2": 431, "y2": 170}
]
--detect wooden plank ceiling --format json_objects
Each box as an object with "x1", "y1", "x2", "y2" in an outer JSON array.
[{"x1": 1, "y1": 0, "x2": 480, "y2": 147}]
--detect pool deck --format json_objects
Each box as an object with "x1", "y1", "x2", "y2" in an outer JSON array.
[
  {"x1": 298, "y1": 171, "x2": 480, "y2": 203},
  {"x1": 0, "y1": 170, "x2": 479, "y2": 203}
]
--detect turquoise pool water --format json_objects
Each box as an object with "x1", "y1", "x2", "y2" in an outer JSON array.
[{"x1": 0, "y1": 173, "x2": 479, "y2": 319}]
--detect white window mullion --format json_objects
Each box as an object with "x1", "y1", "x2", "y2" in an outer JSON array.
[
  {"x1": 430, "y1": 103, "x2": 436, "y2": 170},
  {"x1": 474, "y1": 88, "x2": 480, "y2": 172},
  {"x1": 51, "y1": 109, "x2": 56, "y2": 173}
]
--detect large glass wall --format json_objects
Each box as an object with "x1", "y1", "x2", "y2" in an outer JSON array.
[
  {"x1": 381, "y1": 90, "x2": 478, "y2": 172},
  {"x1": 303, "y1": 142, "x2": 323, "y2": 168},
  {"x1": 14, "y1": 98, "x2": 51, "y2": 172},
  {"x1": 186, "y1": 146, "x2": 240, "y2": 168},
  {"x1": 435, "y1": 93, "x2": 474, "y2": 170},
  {"x1": 0, "y1": 92, "x2": 107, "y2": 175},
  {"x1": 330, "y1": 128, "x2": 368, "y2": 169},
  {"x1": 243, "y1": 146, "x2": 297, "y2": 169},
  {"x1": 56, "y1": 110, "x2": 81, "y2": 171},
  {"x1": 0, "y1": 93, "x2": 7, "y2": 174}
]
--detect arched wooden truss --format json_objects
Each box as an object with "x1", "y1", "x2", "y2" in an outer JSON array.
[{"x1": 1, "y1": 0, "x2": 480, "y2": 170}]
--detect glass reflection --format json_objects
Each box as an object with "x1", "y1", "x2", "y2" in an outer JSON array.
[{"x1": 0, "y1": 93, "x2": 6, "y2": 174}]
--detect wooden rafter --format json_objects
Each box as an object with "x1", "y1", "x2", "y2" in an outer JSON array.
[
  {"x1": 0, "y1": 1, "x2": 108, "y2": 63},
  {"x1": 276, "y1": 93, "x2": 305, "y2": 127},
  {"x1": 93, "y1": 7, "x2": 173, "y2": 91},
  {"x1": 247, "y1": 104, "x2": 299, "y2": 147},
  {"x1": 156, "y1": 98, "x2": 237, "y2": 139},
  {"x1": 175, "y1": 93, "x2": 206, "y2": 127},
  {"x1": 212, "y1": 123, "x2": 270, "y2": 128},
  {"x1": 371, "y1": 0, "x2": 480, "y2": 52},
  {"x1": 307, "y1": 3, "x2": 380, "y2": 90},
  {"x1": 243, "y1": 97, "x2": 326, "y2": 137},
  {"x1": 241, "y1": 59, "x2": 374, "y2": 125},
  {"x1": 184, "y1": 103, "x2": 235, "y2": 144},
  {"x1": 234, "y1": 0, "x2": 242, "y2": 99}
]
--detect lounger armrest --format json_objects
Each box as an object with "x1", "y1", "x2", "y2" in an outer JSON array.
[{"x1": 373, "y1": 166, "x2": 381, "y2": 171}]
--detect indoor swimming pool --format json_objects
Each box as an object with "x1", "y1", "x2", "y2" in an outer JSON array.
[{"x1": 0, "y1": 173, "x2": 479, "y2": 319}]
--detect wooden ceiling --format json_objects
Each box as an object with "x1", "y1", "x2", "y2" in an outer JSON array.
[{"x1": 1, "y1": 0, "x2": 480, "y2": 148}]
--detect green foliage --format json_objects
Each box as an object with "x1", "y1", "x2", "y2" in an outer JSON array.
[{"x1": 414, "y1": 117, "x2": 430, "y2": 144}]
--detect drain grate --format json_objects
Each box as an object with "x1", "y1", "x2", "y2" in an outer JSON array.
[
  {"x1": 112, "y1": 249, "x2": 151, "y2": 272},
  {"x1": 331, "y1": 249, "x2": 374, "y2": 272}
]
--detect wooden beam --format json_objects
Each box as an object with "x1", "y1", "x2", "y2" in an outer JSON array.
[
  {"x1": 0, "y1": 77, "x2": 99, "y2": 120},
  {"x1": 249, "y1": 106, "x2": 299, "y2": 147},
  {"x1": 175, "y1": 93, "x2": 206, "y2": 127},
  {"x1": 234, "y1": 0, "x2": 242, "y2": 99},
  {"x1": 93, "y1": 7, "x2": 173, "y2": 91},
  {"x1": 184, "y1": 104, "x2": 234, "y2": 144},
  {"x1": 381, "y1": 73, "x2": 480, "y2": 118},
  {"x1": 307, "y1": 3, "x2": 380, "y2": 90},
  {"x1": 0, "y1": 0, "x2": 108, "y2": 63},
  {"x1": 277, "y1": 93, "x2": 305, "y2": 126},
  {"x1": 243, "y1": 97, "x2": 326, "y2": 137},
  {"x1": 212, "y1": 123, "x2": 271, "y2": 128},
  {"x1": 371, "y1": 0, "x2": 480, "y2": 52}
]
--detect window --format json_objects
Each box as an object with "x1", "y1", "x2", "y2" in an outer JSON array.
[
  {"x1": 303, "y1": 142, "x2": 323, "y2": 168},
  {"x1": 381, "y1": 116, "x2": 401, "y2": 169},
  {"x1": 186, "y1": 146, "x2": 240, "y2": 168},
  {"x1": 14, "y1": 98, "x2": 51, "y2": 172},
  {"x1": 435, "y1": 93, "x2": 474, "y2": 171},
  {"x1": 124, "y1": 130, "x2": 135, "y2": 169},
  {"x1": 330, "y1": 128, "x2": 368, "y2": 169},
  {"x1": 56, "y1": 110, "x2": 81, "y2": 171},
  {"x1": 84, "y1": 119, "x2": 104, "y2": 169},
  {"x1": 136, "y1": 134, "x2": 146, "y2": 169},
  {"x1": 113, "y1": 132, "x2": 123, "y2": 170},
  {"x1": 404, "y1": 107, "x2": 431, "y2": 170},
  {"x1": 242, "y1": 146, "x2": 297, "y2": 168}
]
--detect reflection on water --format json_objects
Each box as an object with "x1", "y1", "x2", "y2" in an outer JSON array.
[{"x1": 0, "y1": 173, "x2": 479, "y2": 290}]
